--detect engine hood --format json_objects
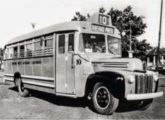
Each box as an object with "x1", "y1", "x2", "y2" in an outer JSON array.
[{"x1": 86, "y1": 54, "x2": 143, "y2": 72}]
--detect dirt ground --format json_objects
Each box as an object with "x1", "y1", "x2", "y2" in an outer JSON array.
[{"x1": 0, "y1": 72, "x2": 165, "y2": 119}]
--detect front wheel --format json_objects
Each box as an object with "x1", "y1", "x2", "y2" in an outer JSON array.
[
  {"x1": 15, "y1": 77, "x2": 29, "y2": 97},
  {"x1": 92, "y1": 82, "x2": 119, "y2": 115}
]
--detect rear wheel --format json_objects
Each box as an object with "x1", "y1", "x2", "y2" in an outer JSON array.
[
  {"x1": 92, "y1": 82, "x2": 119, "y2": 115},
  {"x1": 15, "y1": 77, "x2": 29, "y2": 97}
]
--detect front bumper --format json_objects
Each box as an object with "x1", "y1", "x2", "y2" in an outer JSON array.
[{"x1": 126, "y1": 91, "x2": 163, "y2": 100}]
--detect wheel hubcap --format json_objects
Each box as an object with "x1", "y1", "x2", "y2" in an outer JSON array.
[{"x1": 95, "y1": 87, "x2": 110, "y2": 109}]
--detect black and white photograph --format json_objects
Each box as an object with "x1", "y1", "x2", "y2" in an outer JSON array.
[{"x1": 0, "y1": 0, "x2": 165, "y2": 119}]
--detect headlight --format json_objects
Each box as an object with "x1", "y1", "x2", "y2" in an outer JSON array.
[{"x1": 128, "y1": 75, "x2": 135, "y2": 84}]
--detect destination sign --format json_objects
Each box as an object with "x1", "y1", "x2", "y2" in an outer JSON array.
[{"x1": 91, "y1": 24, "x2": 114, "y2": 34}]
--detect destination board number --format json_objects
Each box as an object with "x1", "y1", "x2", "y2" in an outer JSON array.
[{"x1": 99, "y1": 14, "x2": 109, "y2": 26}]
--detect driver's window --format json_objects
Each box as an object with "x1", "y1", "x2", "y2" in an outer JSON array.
[{"x1": 79, "y1": 33, "x2": 105, "y2": 53}]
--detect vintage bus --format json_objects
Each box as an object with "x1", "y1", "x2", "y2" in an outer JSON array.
[{"x1": 4, "y1": 13, "x2": 163, "y2": 115}]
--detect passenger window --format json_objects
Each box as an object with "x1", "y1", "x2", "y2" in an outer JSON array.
[
  {"x1": 34, "y1": 38, "x2": 42, "y2": 50},
  {"x1": 8, "y1": 48, "x2": 13, "y2": 59},
  {"x1": 45, "y1": 39, "x2": 53, "y2": 48},
  {"x1": 44, "y1": 35, "x2": 53, "y2": 48},
  {"x1": 58, "y1": 35, "x2": 65, "y2": 53},
  {"x1": 68, "y1": 34, "x2": 74, "y2": 52},
  {"x1": 4, "y1": 48, "x2": 8, "y2": 59},
  {"x1": 27, "y1": 43, "x2": 33, "y2": 57},
  {"x1": 20, "y1": 45, "x2": 25, "y2": 57},
  {"x1": 13, "y1": 47, "x2": 18, "y2": 58}
]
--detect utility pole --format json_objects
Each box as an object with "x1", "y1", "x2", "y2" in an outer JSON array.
[
  {"x1": 156, "y1": 0, "x2": 163, "y2": 70},
  {"x1": 122, "y1": 28, "x2": 133, "y2": 58},
  {"x1": 128, "y1": 21, "x2": 133, "y2": 58}
]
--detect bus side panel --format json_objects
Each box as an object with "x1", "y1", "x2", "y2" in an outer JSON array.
[
  {"x1": 15, "y1": 56, "x2": 54, "y2": 78},
  {"x1": 6, "y1": 60, "x2": 13, "y2": 74},
  {"x1": 12, "y1": 59, "x2": 18, "y2": 74},
  {"x1": 33, "y1": 58, "x2": 42, "y2": 76},
  {"x1": 24, "y1": 59, "x2": 33, "y2": 76},
  {"x1": 18, "y1": 59, "x2": 25, "y2": 75},
  {"x1": 42, "y1": 57, "x2": 54, "y2": 78}
]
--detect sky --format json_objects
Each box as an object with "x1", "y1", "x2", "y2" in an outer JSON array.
[{"x1": 0, "y1": 0, "x2": 164, "y2": 48}]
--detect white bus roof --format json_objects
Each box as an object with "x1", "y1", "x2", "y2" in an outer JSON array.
[
  {"x1": 6, "y1": 21, "x2": 87, "y2": 46},
  {"x1": 6, "y1": 13, "x2": 120, "y2": 46}
]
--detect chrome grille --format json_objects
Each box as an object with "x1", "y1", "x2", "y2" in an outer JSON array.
[{"x1": 135, "y1": 75, "x2": 153, "y2": 94}]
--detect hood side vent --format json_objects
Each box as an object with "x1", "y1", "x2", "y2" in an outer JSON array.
[{"x1": 102, "y1": 62, "x2": 128, "y2": 68}]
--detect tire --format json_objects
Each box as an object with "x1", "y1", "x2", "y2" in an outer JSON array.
[
  {"x1": 92, "y1": 82, "x2": 119, "y2": 115},
  {"x1": 15, "y1": 77, "x2": 29, "y2": 97}
]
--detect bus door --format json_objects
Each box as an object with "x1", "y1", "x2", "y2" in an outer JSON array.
[{"x1": 56, "y1": 33, "x2": 75, "y2": 94}]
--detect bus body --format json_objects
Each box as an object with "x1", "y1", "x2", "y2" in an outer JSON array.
[{"x1": 4, "y1": 13, "x2": 163, "y2": 115}]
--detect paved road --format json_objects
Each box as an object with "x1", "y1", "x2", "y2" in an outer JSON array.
[{"x1": 0, "y1": 72, "x2": 165, "y2": 119}]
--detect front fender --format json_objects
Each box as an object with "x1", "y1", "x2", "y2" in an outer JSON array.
[{"x1": 85, "y1": 71, "x2": 125, "y2": 99}]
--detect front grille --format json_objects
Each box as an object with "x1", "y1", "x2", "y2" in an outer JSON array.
[{"x1": 135, "y1": 75, "x2": 153, "y2": 94}]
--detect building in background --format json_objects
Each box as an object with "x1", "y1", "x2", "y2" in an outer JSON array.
[{"x1": 147, "y1": 47, "x2": 165, "y2": 70}]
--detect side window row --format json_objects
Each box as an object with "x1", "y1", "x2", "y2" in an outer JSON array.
[
  {"x1": 5, "y1": 33, "x2": 75, "y2": 58},
  {"x1": 5, "y1": 34, "x2": 53, "y2": 59}
]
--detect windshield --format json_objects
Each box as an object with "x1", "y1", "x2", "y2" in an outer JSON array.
[
  {"x1": 107, "y1": 35, "x2": 121, "y2": 55},
  {"x1": 79, "y1": 33, "x2": 106, "y2": 53}
]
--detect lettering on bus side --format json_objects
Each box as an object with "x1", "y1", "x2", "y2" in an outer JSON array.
[
  {"x1": 12, "y1": 60, "x2": 41, "y2": 65},
  {"x1": 32, "y1": 61, "x2": 41, "y2": 64},
  {"x1": 12, "y1": 62, "x2": 17, "y2": 65},
  {"x1": 24, "y1": 61, "x2": 30, "y2": 64},
  {"x1": 18, "y1": 61, "x2": 22, "y2": 65}
]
